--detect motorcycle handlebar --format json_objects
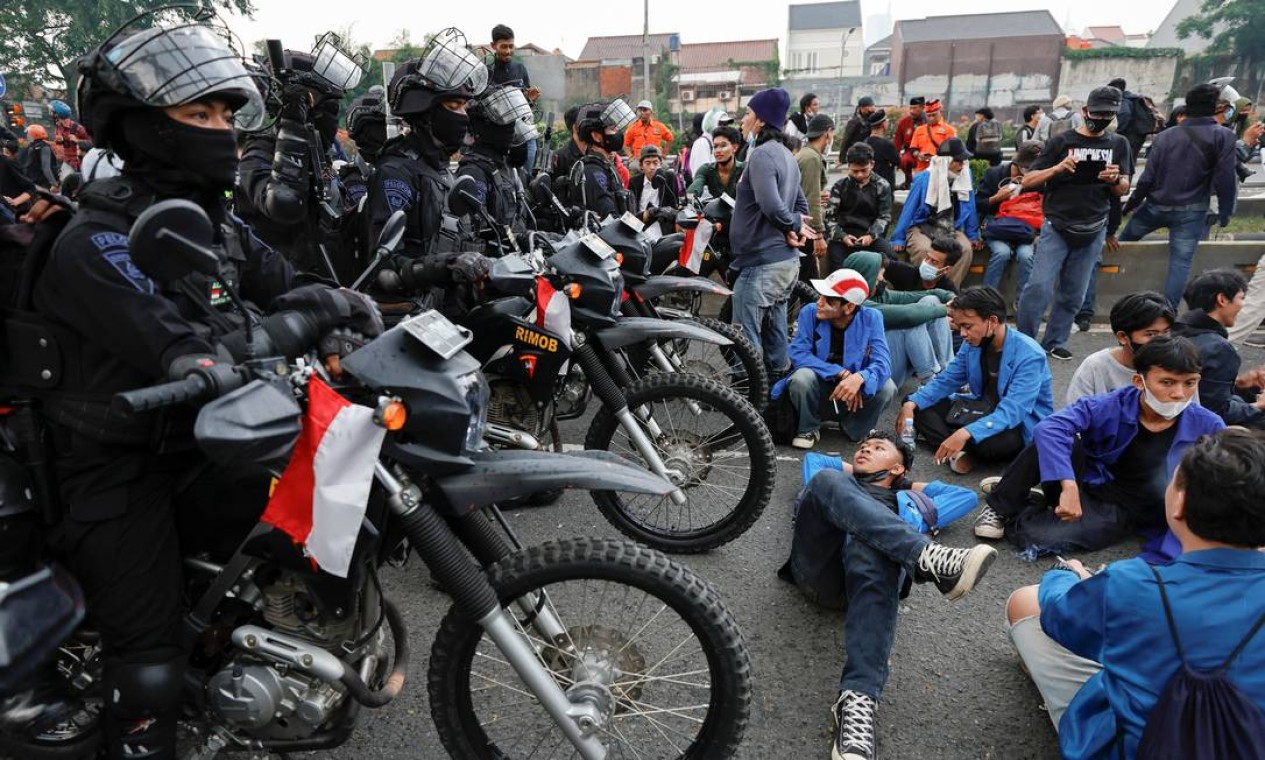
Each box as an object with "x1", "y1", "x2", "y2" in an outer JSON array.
[{"x1": 113, "y1": 375, "x2": 210, "y2": 414}]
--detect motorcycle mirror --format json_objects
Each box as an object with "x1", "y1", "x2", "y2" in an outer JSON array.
[
  {"x1": 0, "y1": 565, "x2": 84, "y2": 694},
  {"x1": 377, "y1": 209, "x2": 407, "y2": 254},
  {"x1": 128, "y1": 199, "x2": 222, "y2": 280},
  {"x1": 448, "y1": 174, "x2": 481, "y2": 217}
]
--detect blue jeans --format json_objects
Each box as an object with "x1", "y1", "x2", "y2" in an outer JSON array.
[
  {"x1": 786, "y1": 368, "x2": 897, "y2": 439},
  {"x1": 1119, "y1": 201, "x2": 1208, "y2": 308},
  {"x1": 983, "y1": 238, "x2": 1035, "y2": 298},
  {"x1": 731, "y1": 258, "x2": 800, "y2": 372},
  {"x1": 789, "y1": 469, "x2": 931, "y2": 698},
  {"x1": 1016, "y1": 220, "x2": 1107, "y2": 351},
  {"x1": 885, "y1": 300, "x2": 954, "y2": 388}
]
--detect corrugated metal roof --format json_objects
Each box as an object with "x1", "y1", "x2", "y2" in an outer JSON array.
[
  {"x1": 678, "y1": 40, "x2": 778, "y2": 71},
  {"x1": 897, "y1": 10, "x2": 1062, "y2": 43},
  {"x1": 788, "y1": 2, "x2": 863, "y2": 31},
  {"x1": 578, "y1": 33, "x2": 678, "y2": 62}
]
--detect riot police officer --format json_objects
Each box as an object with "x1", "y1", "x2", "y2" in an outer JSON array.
[
  {"x1": 367, "y1": 28, "x2": 493, "y2": 316},
  {"x1": 339, "y1": 88, "x2": 387, "y2": 268},
  {"x1": 25, "y1": 14, "x2": 376, "y2": 759},
  {"x1": 237, "y1": 37, "x2": 362, "y2": 282},
  {"x1": 456, "y1": 85, "x2": 535, "y2": 251},
  {"x1": 567, "y1": 99, "x2": 637, "y2": 221}
]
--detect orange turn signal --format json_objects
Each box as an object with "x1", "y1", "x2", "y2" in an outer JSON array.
[
  {"x1": 376, "y1": 399, "x2": 408, "y2": 430},
  {"x1": 564, "y1": 283, "x2": 583, "y2": 299},
  {"x1": 614, "y1": 252, "x2": 624, "y2": 265}
]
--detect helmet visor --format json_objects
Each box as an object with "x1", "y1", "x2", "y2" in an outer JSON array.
[
  {"x1": 511, "y1": 117, "x2": 540, "y2": 147},
  {"x1": 480, "y1": 85, "x2": 533, "y2": 125},
  {"x1": 102, "y1": 24, "x2": 266, "y2": 130},
  {"x1": 602, "y1": 99, "x2": 636, "y2": 131},
  {"x1": 418, "y1": 31, "x2": 488, "y2": 95},
  {"x1": 311, "y1": 36, "x2": 365, "y2": 92}
]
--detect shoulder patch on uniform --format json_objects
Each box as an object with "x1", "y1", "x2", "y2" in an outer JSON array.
[
  {"x1": 593, "y1": 171, "x2": 609, "y2": 191},
  {"x1": 89, "y1": 231, "x2": 154, "y2": 294},
  {"x1": 381, "y1": 179, "x2": 413, "y2": 211},
  {"x1": 471, "y1": 179, "x2": 488, "y2": 205}
]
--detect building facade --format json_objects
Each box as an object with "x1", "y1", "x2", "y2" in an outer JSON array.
[{"x1": 785, "y1": 1, "x2": 865, "y2": 81}]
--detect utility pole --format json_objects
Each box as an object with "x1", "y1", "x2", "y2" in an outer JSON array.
[{"x1": 643, "y1": 0, "x2": 652, "y2": 103}]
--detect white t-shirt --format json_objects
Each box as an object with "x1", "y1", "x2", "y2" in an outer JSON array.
[
  {"x1": 1066, "y1": 348, "x2": 1137, "y2": 405},
  {"x1": 688, "y1": 134, "x2": 713, "y2": 177}
]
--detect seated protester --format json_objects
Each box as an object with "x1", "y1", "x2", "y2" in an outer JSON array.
[
  {"x1": 779, "y1": 433, "x2": 997, "y2": 760},
  {"x1": 897, "y1": 286, "x2": 1055, "y2": 475},
  {"x1": 978, "y1": 140, "x2": 1043, "y2": 296},
  {"x1": 686, "y1": 125, "x2": 744, "y2": 199},
  {"x1": 1067, "y1": 291, "x2": 1174, "y2": 404},
  {"x1": 628, "y1": 145, "x2": 679, "y2": 235},
  {"x1": 975, "y1": 336, "x2": 1224, "y2": 554},
  {"x1": 890, "y1": 138, "x2": 981, "y2": 288},
  {"x1": 883, "y1": 234, "x2": 961, "y2": 294},
  {"x1": 824, "y1": 141, "x2": 893, "y2": 269},
  {"x1": 771, "y1": 268, "x2": 896, "y2": 449},
  {"x1": 1172, "y1": 269, "x2": 1265, "y2": 428},
  {"x1": 1005, "y1": 429, "x2": 1265, "y2": 759},
  {"x1": 844, "y1": 250, "x2": 954, "y2": 389}
]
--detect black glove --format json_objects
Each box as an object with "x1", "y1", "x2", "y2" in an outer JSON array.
[
  {"x1": 318, "y1": 327, "x2": 372, "y2": 360},
  {"x1": 449, "y1": 252, "x2": 492, "y2": 284},
  {"x1": 279, "y1": 82, "x2": 312, "y2": 123},
  {"x1": 655, "y1": 206, "x2": 677, "y2": 225},
  {"x1": 270, "y1": 285, "x2": 384, "y2": 337},
  {"x1": 566, "y1": 206, "x2": 586, "y2": 230}
]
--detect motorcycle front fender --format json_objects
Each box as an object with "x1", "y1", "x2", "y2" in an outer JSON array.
[
  {"x1": 433, "y1": 449, "x2": 674, "y2": 514},
  {"x1": 595, "y1": 317, "x2": 732, "y2": 350},
  {"x1": 632, "y1": 275, "x2": 732, "y2": 300}
]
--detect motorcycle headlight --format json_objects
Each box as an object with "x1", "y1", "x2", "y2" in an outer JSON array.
[{"x1": 457, "y1": 371, "x2": 490, "y2": 452}]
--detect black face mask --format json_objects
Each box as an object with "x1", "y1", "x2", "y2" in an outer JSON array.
[
  {"x1": 856, "y1": 469, "x2": 891, "y2": 484},
  {"x1": 1084, "y1": 116, "x2": 1114, "y2": 134},
  {"x1": 476, "y1": 120, "x2": 516, "y2": 156},
  {"x1": 604, "y1": 131, "x2": 625, "y2": 154},
  {"x1": 429, "y1": 107, "x2": 470, "y2": 154},
  {"x1": 507, "y1": 141, "x2": 530, "y2": 168},
  {"x1": 313, "y1": 100, "x2": 340, "y2": 148},
  {"x1": 124, "y1": 110, "x2": 238, "y2": 192}
]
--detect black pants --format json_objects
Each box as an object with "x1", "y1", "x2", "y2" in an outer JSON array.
[
  {"x1": 984, "y1": 441, "x2": 1148, "y2": 553},
  {"x1": 799, "y1": 239, "x2": 821, "y2": 283},
  {"x1": 828, "y1": 237, "x2": 893, "y2": 271},
  {"x1": 912, "y1": 398, "x2": 1026, "y2": 462}
]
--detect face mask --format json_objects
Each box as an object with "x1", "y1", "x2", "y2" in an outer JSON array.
[
  {"x1": 1142, "y1": 381, "x2": 1193, "y2": 420},
  {"x1": 856, "y1": 469, "x2": 891, "y2": 484},
  {"x1": 604, "y1": 131, "x2": 625, "y2": 153},
  {"x1": 1085, "y1": 116, "x2": 1114, "y2": 134},
  {"x1": 1127, "y1": 340, "x2": 1145, "y2": 355},
  {"x1": 162, "y1": 116, "x2": 239, "y2": 190},
  {"x1": 919, "y1": 262, "x2": 941, "y2": 280},
  {"x1": 476, "y1": 120, "x2": 516, "y2": 155},
  {"x1": 430, "y1": 107, "x2": 470, "y2": 154}
]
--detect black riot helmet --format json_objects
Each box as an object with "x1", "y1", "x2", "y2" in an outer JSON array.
[
  {"x1": 576, "y1": 99, "x2": 636, "y2": 149},
  {"x1": 76, "y1": 4, "x2": 265, "y2": 162},
  {"x1": 387, "y1": 28, "x2": 489, "y2": 118},
  {"x1": 468, "y1": 85, "x2": 533, "y2": 154},
  {"x1": 346, "y1": 91, "x2": 387, "y2": 162}
]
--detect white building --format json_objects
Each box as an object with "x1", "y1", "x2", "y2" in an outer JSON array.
[{"x1": 785, "y1": 1, "x2": 865, "y2": 80}]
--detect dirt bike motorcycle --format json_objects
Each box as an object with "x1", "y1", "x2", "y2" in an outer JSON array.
[{"x1": 0, "y1": 203, "x2": 752, "y2": 759}]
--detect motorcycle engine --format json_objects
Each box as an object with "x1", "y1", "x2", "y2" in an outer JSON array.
[{"x1": 486, "y1": 380, "x2": 547, "y2": 438}]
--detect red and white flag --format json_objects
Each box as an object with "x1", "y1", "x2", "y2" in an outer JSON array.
[
  {"x1": 535, "y1": 276, "x2": 572, "y2": 347},
  {"x1": 678, "y1": 218, "x2": 714, "y2": 274},
  {"x1": 261, "y1": 376, "x2": 385, "y2": 578}
]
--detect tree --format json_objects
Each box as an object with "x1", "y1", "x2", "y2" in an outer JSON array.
[
  {"x1": 0, "y1": 0, "x2": 254, "y2": 102},
  {"x1": 1178, "y1": 0, "x2": 1265, "y2": 97}
]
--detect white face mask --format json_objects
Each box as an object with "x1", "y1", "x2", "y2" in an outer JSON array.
[
  {"x1": 1142, "y1": 381, "x2": 1193, "y2": 420},
  {"x1": 919, "y1": 262, "x2": 941, "y2": 280}
]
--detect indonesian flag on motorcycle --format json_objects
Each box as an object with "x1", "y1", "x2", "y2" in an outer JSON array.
[
  {"x1": 535, "y1": 277, "x2": 571, "y2": 347},
  {"x1": 678, "y1": 218, "x2": 714, "y2": 274},
  {"x1": 260, "y1": 376, "x2": 386, "y2": 578}
]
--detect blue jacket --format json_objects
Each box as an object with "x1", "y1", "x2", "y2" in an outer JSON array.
[
  {"x1": 909, "y1": 327, "x2": 1053, "y2": 444},
  {"x1": 1172, "y1": 310, "x2": 1264, "y2": 427},
  {"x1": 1040, "y1": 550, "x2": 1265, "y2": 759},
  {"x1": 1034, "y1": 385, "x2": 1225, "y2": 487},
  {"x1": 730, "y1": 138, "x2": 809, "y2": 270},
  {"x1": 771, "y1": 304, "x2": 891, "y2": 400},
  {"x1": 801, "y1": 453, "x2": 979, "y2": 533},
  {"x1": 889, "y1": 169, "x2": 980, "y2": 248}
]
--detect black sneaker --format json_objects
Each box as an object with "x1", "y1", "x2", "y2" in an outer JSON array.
[
  {"x1": 1047, "y1": 346, "x2": 1073, "y2": 361},
  {"x1": 914, "y1": 542, "x2": 998, "y2": 601},
  {"x1": 1074, "y1": 318, "x2": 1091, "y2": 333},
  {"x1": 832, "y1": 690, "x2": 877, "y2": 760}
]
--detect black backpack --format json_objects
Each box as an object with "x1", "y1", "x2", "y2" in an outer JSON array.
[{"x1": 1132, "y1": 565, "x2": 1265, "y2": 760}]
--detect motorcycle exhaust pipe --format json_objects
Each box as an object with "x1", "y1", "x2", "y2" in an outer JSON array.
[{"x1": 483, "y1": 423, "x2": 541, "y2": 450}]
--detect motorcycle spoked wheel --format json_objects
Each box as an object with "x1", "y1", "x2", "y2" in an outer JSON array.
[
  {"x1": 583, "y1": 373, "x2": 774, "y2": 553},
  {"x1": 623, "y1": 319, "x2": 769, "y2": 412},
  {"x1": 427, "y1": 538, "x2": 751, "y2": 760}
]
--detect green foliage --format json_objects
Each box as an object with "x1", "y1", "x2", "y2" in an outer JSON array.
[
  {"x1": 0, "y1": 0, "x2": 255, "y2": 98},
  {"x1": 1062, "y1": 47, "x2": 1184, "y2": 60},
  {"x1": 1177, "y1": 0, "x2": 1265, "y2": 98},
  {"x1": 653, "y1": 49, "x2": 678, "y2": 117},
  {"x1": 969, "y1": 158, "x2": 989, "y2": 188}
]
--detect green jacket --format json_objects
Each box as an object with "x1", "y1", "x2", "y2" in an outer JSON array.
[
  {"x1": 795, "y1": 144, "x2": 828, "y2": 232},
  {"x1": 687, "y1": 160, "x2": 744, "y2": 199},
  {"x1": 843, "y1": 250, "x2": 954, "y2": 330}
]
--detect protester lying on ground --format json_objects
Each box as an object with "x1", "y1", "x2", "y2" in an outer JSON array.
[
  {"x1": 770, "y1": 268, "x2": 895, "y2": 450},
  {"x1": 824, "y1": 141, "x2": 893, "y2": 269},
  {"x1": 1066, "y1": 291, "x2": 1174, "y2": 404},
  {"x1": 777, "y1": 432, "x2": 996, "y2": 760},
  {"x1": 976, "y1": 336, "x2": 1224, "y2": 555},
  {"x1": 1172, "y1": 269, "x2": 1265, "y2": 428},
  {"x1": 1005, "y1": 428, "x2": 1265, "y2": 760},
  {"x1": 843, "y1": 250, "x2": 953, "y2": 390},
  {"x1": 897, "y1": 286, "x2": 1054, "y2": 475},
  {"x1": 884, "y1": 234, "x2": 961, "y2": 294},
  {"x1": 890, "y1": 138, "x2": 980, "y2": 288}
]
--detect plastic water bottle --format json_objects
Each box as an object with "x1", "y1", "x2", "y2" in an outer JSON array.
[{"x1": 901, "y1": 418, "x2": 915, "y2": 448}]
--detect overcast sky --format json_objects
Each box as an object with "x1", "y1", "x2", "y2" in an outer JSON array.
[{"x1": 222, "y1": 0, "x2": 1179, "y2": 63}]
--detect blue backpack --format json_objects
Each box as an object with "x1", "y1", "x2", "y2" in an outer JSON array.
[{"x1": 1132, "y1": 565, "x2": 1265, "y2": 760}]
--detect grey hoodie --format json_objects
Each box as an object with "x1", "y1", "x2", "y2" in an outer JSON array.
[{"x1": 729, "y1": 136, "x2": 808, "y2": 270}]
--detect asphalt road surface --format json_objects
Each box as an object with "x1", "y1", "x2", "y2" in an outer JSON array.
[{"x1": 320, "y1": 330, "x2": 1265, "y2": 760}]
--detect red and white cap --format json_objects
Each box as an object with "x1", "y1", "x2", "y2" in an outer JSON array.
[{"x1": 811, "y1": 268, "x2": 870, "y2": 304}]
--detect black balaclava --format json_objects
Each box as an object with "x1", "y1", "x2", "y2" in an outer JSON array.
[
  {"x1": 120, "y1": 109, "x2": 237, "y2": 196},
  {"x1": 473, "y1": 118, "x2": 516, "y2": 156},
  {"x1": 312, "y1": 97, "x2": 340, "y2": 148},
  {"x1": 429, "y1": 107, "x2": 471, "y2": 155},
  {"x1": 507, "y1": 141, "x2": 529, "y2": 168}
]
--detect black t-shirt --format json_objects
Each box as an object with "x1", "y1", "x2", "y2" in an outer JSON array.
[
  {"x1": 865, "y1": 136, "x2": 901, "y2": 187},
  {"x1": 982, "y1": 345, "x2": 1002, "y2": 407},
  {"x1": 1030, "y1": 130, "x2": 1131, "y2": 228},
  {"x1": 1099, "y1": 422, "x2": 1179, "y2": 524},
  {"x1": 827, "y1": 325, "x2": 844, "y2": 365}
]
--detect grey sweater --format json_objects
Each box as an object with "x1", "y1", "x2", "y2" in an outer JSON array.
[{"x1": 730, "y1": 137, "x2": 808, "y2": 270}]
